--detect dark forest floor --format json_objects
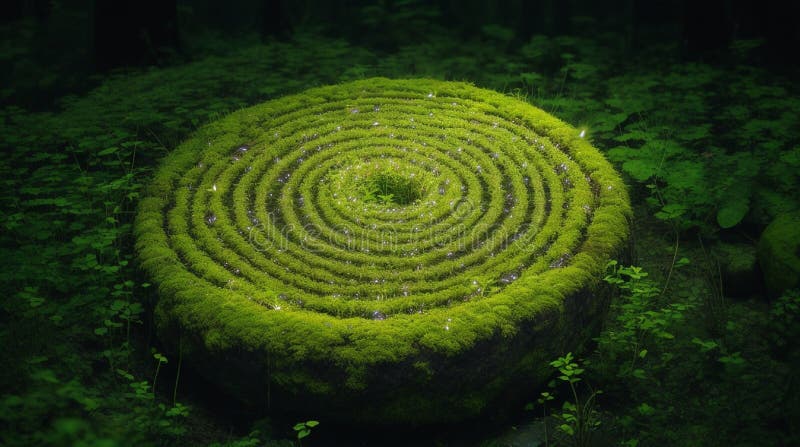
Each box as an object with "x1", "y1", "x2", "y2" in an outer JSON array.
[{"x1": 1, "y1": 14, "x2": 799, "y2": 446}]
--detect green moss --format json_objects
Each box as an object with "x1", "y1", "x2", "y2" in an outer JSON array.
[
  {"x1": 134, "y1": 78, "x2": 631, "y2": 424},
  {"x1": 758, "y1": 212, "x2": 800, "y2": 296}
]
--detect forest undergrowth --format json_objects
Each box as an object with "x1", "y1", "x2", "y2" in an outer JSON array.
[{"x1": 1, "y1": 16, "x2": 798, "y2": 446}]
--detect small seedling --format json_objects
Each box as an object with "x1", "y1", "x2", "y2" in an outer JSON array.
[{"x1": 293, "y1": 420, "x2": 319, "y2": 445}]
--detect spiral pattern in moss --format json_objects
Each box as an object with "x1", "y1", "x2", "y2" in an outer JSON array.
[{"x1": 135, "y1": 78, "x2": 630, "y2": 423}]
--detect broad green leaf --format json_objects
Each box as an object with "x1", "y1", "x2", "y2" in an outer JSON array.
[
  {"x1": 615, "y1": 130, "x2": 656, "y2": 143},
  {"x1": 716, "y1": 197, "x2": 749, "y2": 228},
  {"x1": 97, "y1": 147, "x2": 119, "y2": 156},
  {"x1": 655, "y1": 203, "x2": 687, "y2": 221},
  {"x1": 662, "y1": 160, "x2": 704, "y2": 191},
  {"x1": 622, "y1": 159, "x2": 660, "y2": 181},
  {"x1": 519, "y1": 72, "x2": 543, "y2": 86},
  {"x1": 677, "y1": 125, "x2": 711, "y2": 142},
  {"x1": 559, "y1": 424, "x2": 574, "y2": 436},
  {"x1": 637, "y1": 403, "x2": 655, "y2": 416},
  {"x1": 590, "y1": 112, "x2": 628, "y2": 132},
  {"x1": 31, "y1": 369, "x2": 59, "y2": 383}
]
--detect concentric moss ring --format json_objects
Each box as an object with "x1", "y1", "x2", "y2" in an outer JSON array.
[{"x1": 135, "y1": 78, "x2": 630, "y2": 423}]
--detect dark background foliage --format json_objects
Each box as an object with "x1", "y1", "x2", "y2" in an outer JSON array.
[{"x1": 1, "y1": 1, "x2": 798, "y2": 446}]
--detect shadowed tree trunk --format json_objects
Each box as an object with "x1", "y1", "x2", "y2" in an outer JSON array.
[
  {"x1": 93, "y1": 0, "x2": 179, "y2": 71},
  {"x1": 682, "y1": 0, "x2": 730, "y2": 60},
  {"x1": 0, "y1": 0, "x2": 51, "y2": 23},
  {"x1": 731, "y1": 0, "x2": 800, "y2": 67},
  {"x1": 0, "y1": 1, "x2": 23, "y2": 23},
  {"x1": 552, "y1": 0, "x2": 571, "y2": 35},
  {"x1": 261, "y1": 0, "x2": 291, "y2": 40},
  {"x1": 517, "y1": 0, "x2": 543, "y2": 40}
]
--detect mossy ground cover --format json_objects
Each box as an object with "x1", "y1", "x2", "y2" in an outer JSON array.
[{"x1": 1, "y1": 16, "x2": 799, "y2": 447}]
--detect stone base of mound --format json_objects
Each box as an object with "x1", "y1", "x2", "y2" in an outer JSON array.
[{"x1": 155, "y1": 281, "x2": 613, "y2": 425}]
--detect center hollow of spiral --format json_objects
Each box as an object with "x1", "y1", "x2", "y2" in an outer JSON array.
[{"x1": 359, "y1": 171, "x2": 423, "y2": 206}]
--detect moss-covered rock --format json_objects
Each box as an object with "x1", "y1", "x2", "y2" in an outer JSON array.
[
  {"x1": 134, "y1": 78, "x2": 631, "y2": 424},
  {"x1": 758, "y1": 212, "x2": 800, "y2": 296}
]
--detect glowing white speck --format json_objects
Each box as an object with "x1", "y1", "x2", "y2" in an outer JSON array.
[
  {"x1": 212, "y1": 183, "x2": 217, "y2": 192},
  {"x1": 579, "y1": 129, "x2": 586, "y2": 138},
  {"x1": 427, "y1": 92, "x2": 435, "y2": 98}
]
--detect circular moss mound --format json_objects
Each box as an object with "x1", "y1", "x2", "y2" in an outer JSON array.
[{"x1": 135, "y1": 78, "x2": 630, "y2": 424}]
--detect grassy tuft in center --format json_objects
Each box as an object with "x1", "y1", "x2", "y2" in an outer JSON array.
[{"x1": 360, "y1": 171, "x2": 423, "y2": 205}]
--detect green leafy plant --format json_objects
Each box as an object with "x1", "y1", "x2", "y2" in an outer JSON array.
[
  {"x1": 535, "y1": 353, "x2": 602, "y2": 447},
  {"x1": 151, "y1": 350, "x2": 168, "y2": 394},
  {"x1": 596, "y1": 261, "x2": 695, "y2": 445},
  {"x1": 601, "y1": 261, "x2": 693, "y2": 359},
  {"x1": 292, "y1": 420, "x2": 319, "y2": 445},
  {"x1": 359, "y1": 171, "x2": 423, "y2": 205},
  {"x1": 602, "y1": 66, "x2": 800, "y2": 232}
]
